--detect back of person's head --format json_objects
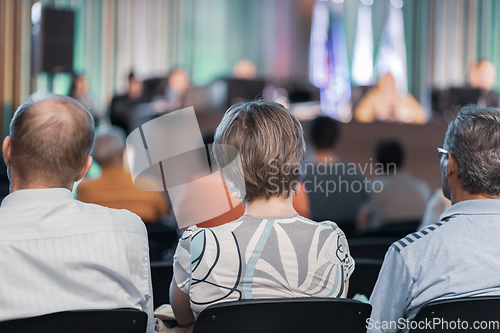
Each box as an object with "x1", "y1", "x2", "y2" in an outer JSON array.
[
  {"x1": 310, "y1": 115, "x2": 341, "y2": 150},
  {"x1": 375, "y1": 139, "x2": 405, "y2": 174},
  {"x1": 444, "y1": 104, "x2": 500, "y2": 195},
  {"x1": 9, "y1": 93, "x2": 94, "y2": 186},
  {"x1": 213, "y1": 100, "x2": 305, "y2": 203},
  {"x1": 92, "y1": 126, "x2": 126, "y2": 167}
]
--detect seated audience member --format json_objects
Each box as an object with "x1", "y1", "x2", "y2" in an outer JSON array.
[
  {"x1": 368, "y1": 105, "x2": 500, "y2": 333},
  {"x1": 110, "y1": 72, "x2": 146, "y2": 134},
  {"x1": 355, "y1": 73, "x2": 426, "y2": 124},
  {"x1": 358, "y1": 140, "x2": 430, "y2": 229},
  {"x1": 0, "y1": 94, "x2": 154, "y2": 331},
  {"x1": 303, "y1": 116, "x2": 368, "y2": 235},
  {"x1": 68, "y1": 74, "x2": 100, "y2": 124},
  {"x1": 468, "y1": 59, "x2": 500, "y2": 108},
  {"x1": 77, "y1": 126, "x2": 168, "y2": 223},
  {"x1": 159, "y1": 100, "x2": 354, "y2": 332}
]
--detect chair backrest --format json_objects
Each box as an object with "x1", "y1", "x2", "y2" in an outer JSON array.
[
  {"x1": 192, "y1": 297, "x2": 372, "y2": 333},
  {"x1": 0, "y1": 308, "x2": 147, "y2": 333},
  {"x1": 346, "y1": 258, "x2": 383, "y2": 298},
  {"x1": 151, "y1": 260, "x2": 174, "y2": 309},
  {"x1": 348, "y1": 237, "x2": 398, "y2": 260},
  {"x1": 410, "y1": 296, "x2": 500, "y2": 332}
]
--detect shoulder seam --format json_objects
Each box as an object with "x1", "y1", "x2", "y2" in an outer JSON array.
[{"x1": 392, "y1": 214, "x2": 458, "y2": 253}]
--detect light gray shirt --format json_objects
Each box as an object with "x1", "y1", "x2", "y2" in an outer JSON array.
[
  {"x1": 0, "y1": 188, "x2": 154, "y2": 332},
  {"x1": 368, "y1": 199, "x2": 500, "y2": 333}
]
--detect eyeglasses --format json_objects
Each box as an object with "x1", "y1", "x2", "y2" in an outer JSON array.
[{"x1": 437, "y1": 147, "x2": 449, "y2": 159}]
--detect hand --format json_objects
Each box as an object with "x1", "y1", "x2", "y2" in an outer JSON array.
[{"x1": 155, "y1": 318, "x2": 169, "y2": 332}]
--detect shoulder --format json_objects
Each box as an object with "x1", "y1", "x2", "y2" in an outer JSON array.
[
  {"x1": 391, "y1": 216, "x2": 456, "y2": 254},
  {"x1": 74, "y1": 200, "x2": 147, "y2": 234}
]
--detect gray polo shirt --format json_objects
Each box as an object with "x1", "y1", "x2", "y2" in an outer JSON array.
[{"x1": 368, "y1": 199, "x2": 500, "y2": 333}]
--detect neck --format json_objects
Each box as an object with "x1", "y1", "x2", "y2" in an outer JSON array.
[
  {"x1": 244, "y1": 195, "x2": 297, "y2": 218},
  {"x1": 10, "y1": 181, "x2": 72, "y2": 193},
  {"x1": 451, "y1": 190, "x2": 499, "y2": 205},
  {"x1": 315, "y1": 149, "x2": 338, "y2": 164}
]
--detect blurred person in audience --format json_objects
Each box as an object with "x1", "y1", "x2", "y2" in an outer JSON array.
[
  {"x1": 233, "y1": 59, "x2": 258, "y2": 79},
  {"x1": 157, "y1": 100, "x2": 354, "y2": 332},
  {"x1": 418, "y1": 189, "x2": 451, "y2": 230},
  {"x1": 468, "y1": 59, "x2": 500, "y2": 108},
  {"x1": 368, "y1": 105, "x2": 500, "y2": 333},
  {"x1": 0, "y1": 93, "x2": 154, "y2": 332},
  {"x1": 77, "y1": 126, "x2": 169, "y2": 223},
  {"x1": 110, "y1": 72, "x2": 146, "y2": 134},
  {"x1": 355, "y1": 73, "x2": 427, "y2": 124},
  {"x1": 68, "y1": 74, "x2": 100, "y2": 124},
  {"x1": 303, "y1": 116, "x2": 368, "y2": 237},
  {"x1": 357, "y1": 140, "x2": 430, "y2": 229}
]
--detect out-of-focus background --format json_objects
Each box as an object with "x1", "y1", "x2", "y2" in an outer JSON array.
[{"x1": 0, "y1": 0, "x2": 498, "y2": 201}]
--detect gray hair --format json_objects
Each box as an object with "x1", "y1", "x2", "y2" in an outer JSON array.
[
  {"x1": 92, "y1": 126, "x2": 126, "y2": 167},
  {"x1": 10, "y1": 92, "x2": 94, "y2": 184},
  {"x1": 444, "y1": 104, "x2": 500, "y2": 195}
]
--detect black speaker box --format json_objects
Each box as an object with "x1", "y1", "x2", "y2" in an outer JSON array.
[{"x1": 32, "y1": 8, "x2": 75, "y2": 73}]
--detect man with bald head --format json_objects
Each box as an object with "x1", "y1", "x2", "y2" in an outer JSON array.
[{"x1": 0, "y1": 94, "x2": 154, "y2": 332}]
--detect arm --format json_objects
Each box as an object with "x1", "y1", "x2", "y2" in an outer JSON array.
[
  {"x1": 169, "y1": 277, "x2": 195, "y2": 326},
  {"x1": 368, "y1": 246, "x2": 413, "y2": 333}
]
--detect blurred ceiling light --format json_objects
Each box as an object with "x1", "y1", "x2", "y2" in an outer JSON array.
[
  {"x1": 360, "y1": 0, "x2": 374, "y2": 5},
  {"x1": 332, "y1": 0, "x2": 345, "y2": 3}
]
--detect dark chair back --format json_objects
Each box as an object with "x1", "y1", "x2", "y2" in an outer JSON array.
[
  {"x1": 0, "y1": 308, "x2": 147, "y2": 333},
  {"x1": 192, "y1": 297, "x2": 372, "y2": 333},
  {"x1": 410, "y1": 296, "x2": 500, "y2": 332},
  {"x1": 347, "y1": 258, "x2": 383, "y2": 298},
  {"x1": 354, "y1": 220, "x2": 420, "y2": 239},
  {"x1": 348, "y1": 237, "x2": 398, "y2": 260},
  {"x1": 151, "y1": 260, "x2": 174, "y2": 309}
]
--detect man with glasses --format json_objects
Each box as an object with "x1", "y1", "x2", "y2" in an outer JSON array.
[{"x1": 367, "y1": 104, "x2": 500, "y2": 333}]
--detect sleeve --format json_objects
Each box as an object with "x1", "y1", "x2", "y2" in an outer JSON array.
[
  {"x1": 172, "y1": 227, "x2": 197, "y2": 294},
  {"x1": 333, "y1": 226, "x2": 355, "y2": 281},
  {"x1": 367, "y1": 246, "x2": 414, "y2": 333}
]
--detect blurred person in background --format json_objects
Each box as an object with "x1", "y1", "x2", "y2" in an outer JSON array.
[
  {"x1": 77, "y1": 126, "x2": 169, "y2": 223},
  {"x1": 110, "y1": 72, "x2": 146, "y2": 134},
  {"x1": 357, "y1": 139, "x2": 430, "y2": 230},
  {"x1": 468, "y1": 59, "x2": 500, "y2": 108},
  {"x1": 303, "y1": 115, "x2": 368, "y2": 237},
  {"x1": 368, "y1": 105, "x2": 500, "y2": 333},
  {"x1": 355, "y1": 73, "x2": 427, "y2": 124},
  {"x1": 233, "y1": 59, "x2": 258, "y2": 79},
  {"x1": 68, "y1": 74, "x2": 100, "y2": 125}
]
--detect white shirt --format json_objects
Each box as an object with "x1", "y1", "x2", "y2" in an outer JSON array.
[{"x1": 0, "y1": 188, "x2": 154, "y2": 332}]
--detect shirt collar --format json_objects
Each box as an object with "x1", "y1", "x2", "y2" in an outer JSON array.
[
  {"x1": 439, "y1": 198, "x2": 500, "y2": 221},
  {"x1": 1, "y1": 188, "x2": 74, "y2": 208}
]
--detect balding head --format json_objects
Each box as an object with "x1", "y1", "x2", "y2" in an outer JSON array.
[{"x1": 6, "y1": 93, "x2": 94, "y2": 187}]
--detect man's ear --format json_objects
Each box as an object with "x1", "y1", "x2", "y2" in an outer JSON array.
[
  {"x1": 2, "y1": 136, "x2": 12, "y2": 167},
  {"x1": 445, "y1": 153, "x2": 459, "y2": 191},
  {"x1": 74, "y1": 156, "x2": 93, "y2": 182}
]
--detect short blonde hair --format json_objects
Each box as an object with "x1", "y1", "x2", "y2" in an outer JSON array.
[{"x1": 213, "y1": 100, "x2": 305, "y2": 203}]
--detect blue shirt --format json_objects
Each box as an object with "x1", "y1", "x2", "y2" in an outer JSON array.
[{"x1": 368, "y1": 199, "x2": 500, "y2": 333}]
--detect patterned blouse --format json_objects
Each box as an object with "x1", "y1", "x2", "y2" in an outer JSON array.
[{"x1": 173, "y1": 214, "x2": 355, "y2": 317}]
